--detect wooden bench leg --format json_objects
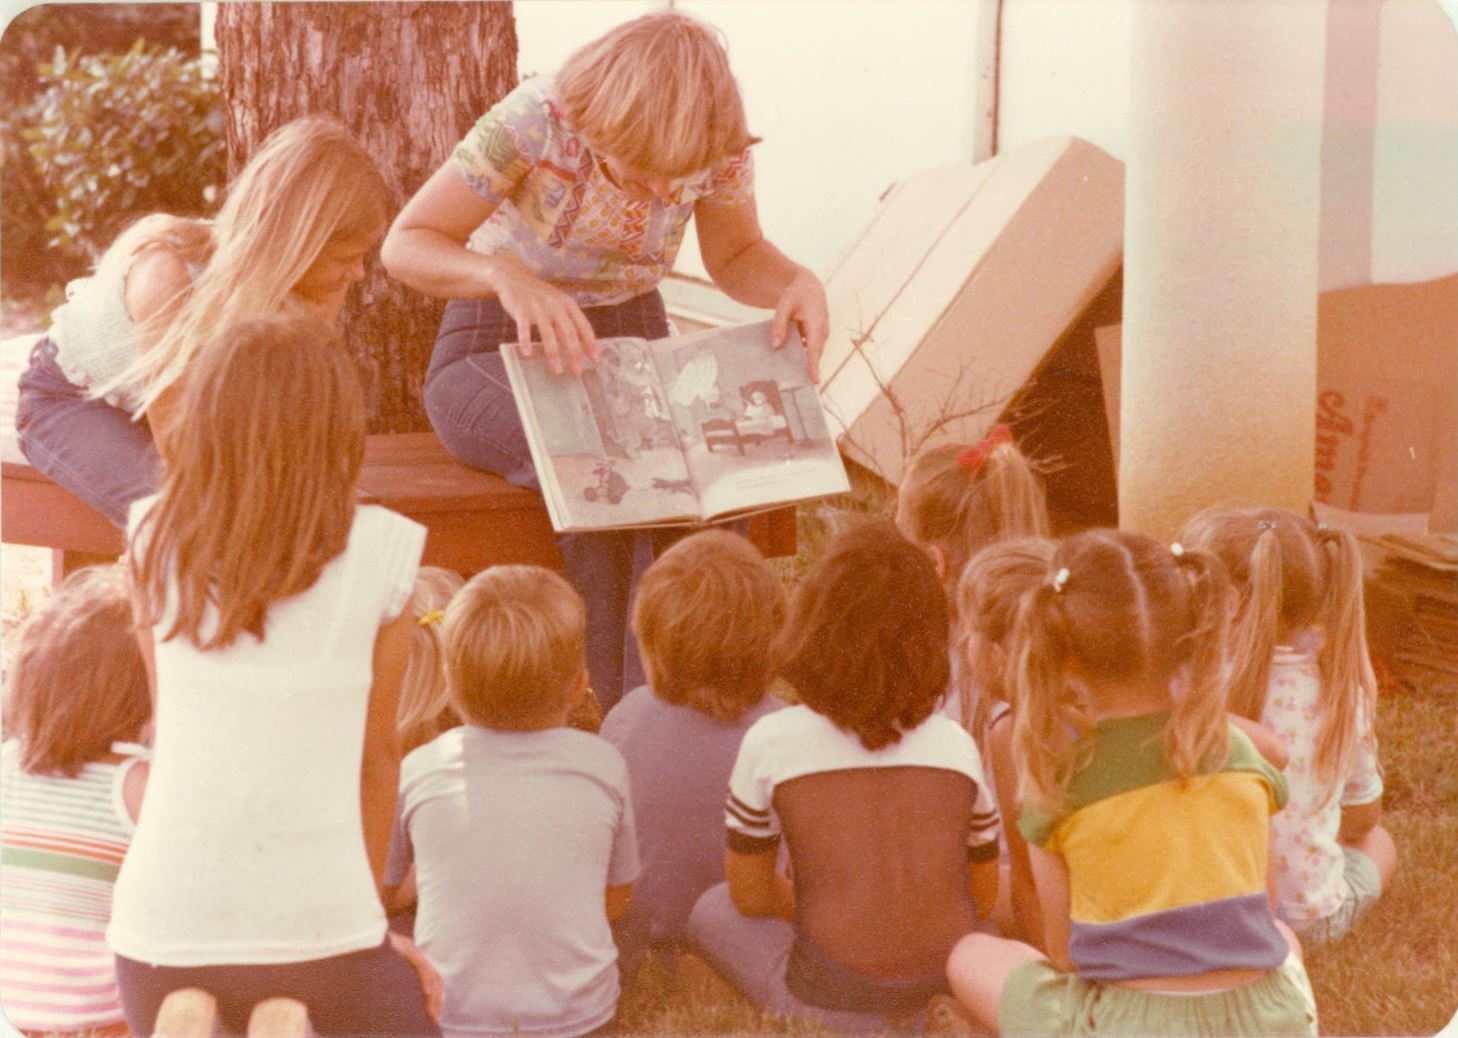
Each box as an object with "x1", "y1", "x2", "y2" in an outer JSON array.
[
  {"x1": 154, "y1": 987, "x2": 217, "y2": 1038},
  {"x1": 50, "y1": 547, "x2": 120, "y2": 584},
  {"x1": 247, "y1": 996, "x2": 312, "y2": 1038}
]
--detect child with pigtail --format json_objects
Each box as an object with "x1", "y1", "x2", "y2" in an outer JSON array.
[
  {"x1": 951, "y1": 538, "x2": 1055, "y2": 947},
  {"x1": 894, "y1": 423, "x2": 1049, "y2": 735},
  {"x1": 943, "y1": 530, "x2": 1317, "y2": 1037},
  {"x1": 397, "y1": 567, "x2": 467, "y2": 757},
  {"x1": 1180, "y1": 507, "x2": 1397, "y2": 945}
]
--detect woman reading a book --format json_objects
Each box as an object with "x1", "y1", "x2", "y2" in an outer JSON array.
[{"x1": 382, "y1": 11, "x2": 828, "y2": 709}]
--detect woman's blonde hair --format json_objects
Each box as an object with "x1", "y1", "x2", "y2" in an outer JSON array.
[
  {"x1": 5, "y1": 565, "x2": 151, "y2": 778},
  {"x1": 130, "y1": 314, "x2": 365, "y2": 650},
  {"x1": 1009, "y1": 529, "x2": 1231, "y2": 815},
  {"x1": 445, "y1": 566, "x2": 586, "y2": 731},
  {"x1": 632, "y1": 529, "x2": 786, "y2": 722},
  {"x1": 556, "y1": 11, "x2": 756, "y2": 177},
  {"x1": 898, "y1": 427, "x2": 1050, "y2": 606},
  {"x1": 1180, "y1": 506, "x2": 1378, "y2": 804},
  {"x1": 398, "y1": 567, "x2": 466, "y2": 755},
  {"x1": 102, "y1": 116, "x2": 390, "y2": 415},
  {"x1": 952, "y1": 537, "x2": 1054, "y2": 743}
]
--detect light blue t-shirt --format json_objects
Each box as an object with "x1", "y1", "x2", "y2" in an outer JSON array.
[
  {"x1": 389, "y1": 725, "x2": 639, "y2": 1038},
  {"x1": 599, "y1": 685, "x2": 782, "y2": 964}
]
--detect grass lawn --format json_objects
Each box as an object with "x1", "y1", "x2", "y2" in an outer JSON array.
[{"x1": 3, "y1": 496, "x2": 1455, "y2": 1035}]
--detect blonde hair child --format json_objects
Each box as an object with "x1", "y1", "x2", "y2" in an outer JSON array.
[
  {"x1": 0, "y1": 565, "x2": 150, "y2": 1037},
  {"x1": 110, "y1": 116, "x2": 391, "y2": 428},
  {"x1": 392, "y1": 566, "x2": 639, "y2": 1036},
  {"x1": 952, "y1": 538, "x2": 1054, "y2": 947},
  {"x1": 15, "y1": 117, "x2": 389, "y2": 530},
  {"x1": 399, "y1": 567, "x2": 466, "y2": 756},
  {"x1": 111, "y1": 314, "x2": 437, "y2": 1035},
  {"x1": 896, "y1": 423, "x2": 1049, "y2": 732},
  {"x1": 1181, "y1": 506, "x2": 1397, "y2": 944},
  {"x1": 945, "y1": 530, "x2": 1317, "y2": 1037}
]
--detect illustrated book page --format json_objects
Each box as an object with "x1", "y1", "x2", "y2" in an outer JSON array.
[{"x1": 502, "y1": 320, "x2": 849, "y2": 532}]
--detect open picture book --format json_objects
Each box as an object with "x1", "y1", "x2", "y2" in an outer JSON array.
[{"x1": 502, "y1": 320, "x2": 851, "y2": 532}]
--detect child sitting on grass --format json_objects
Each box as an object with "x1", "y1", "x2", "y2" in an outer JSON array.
[
  {"x1": 601, "y1": 529, "x2": 786, "y2": 976},
  {"x1": 385, "y1": 566, "x2": 466, "y2": 933},
  {"x1": 688, "y1": 522, "x2": 1000, "y2": 1029},
  {"x1": 1181, "y1": 507, "x2": 1397, "y2": 945},
  {"x1": 1, "y1": 565, "x2": 151, "y2": 1038},
  {"x1": 397, "y1": 566, "x2": 466, "y2": 757},
  {"x1": 391, "y1": 565, "x2": 639, "y2": 1038},
  {"x1": 953, "y1": 538, "x2": 1056, "y2": 947},
  {"x1": 894, "y1": 423, "x2": 1048, "y2": 734},
  {"x1": 110, "y1": 314, "x2": 437, "y2": 1036},
  {"x1": 945, "y1": 530, "x2": 1317, "y2": 1037}
]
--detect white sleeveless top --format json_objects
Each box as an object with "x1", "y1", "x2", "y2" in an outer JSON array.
[
  {"x1": 49, "y1": 267, "x2": 147, "y2": 412},
  {"x1": 107, "y1": 502, "x2": 426, "y2": 966}
]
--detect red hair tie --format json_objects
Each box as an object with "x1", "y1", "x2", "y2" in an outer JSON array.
[{"x1": 956, "y1": 424, "x2": 1014, "y2": 475}]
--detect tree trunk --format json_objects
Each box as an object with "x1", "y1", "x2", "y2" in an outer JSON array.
[{"x1": 214, "y1": 3, "x2": 518, "y2": 431}]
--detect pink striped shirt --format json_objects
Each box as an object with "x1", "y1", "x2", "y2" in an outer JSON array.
[{"x1": 1, "y1": 739, "x2": 145, "y2": 1032}]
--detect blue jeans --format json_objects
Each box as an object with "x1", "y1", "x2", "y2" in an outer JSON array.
[
  {"x1": 686, "y1": 884, "x2": 933, "y2": 1031},
  {"x1": 114, "y1": 939, "x2": 439, "y2": 1037},
  {"x1": 425, "y1": 292, "x2": 688, "y2": 710},
  {"x1": 15, "y1": 337, "x2": 159, "y2": 528}
]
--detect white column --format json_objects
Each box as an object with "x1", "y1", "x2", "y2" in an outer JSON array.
[{"x1": 1120, "y1": 0, "x2": 1328, "y2": 539}]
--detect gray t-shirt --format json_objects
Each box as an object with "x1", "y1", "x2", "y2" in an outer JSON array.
[
  {"x1": 389, "y1": 725, "x2": 639, "y2": 1038},
  {"x1": 599, "y1": 685, "x2": 783, "y2": 960}
]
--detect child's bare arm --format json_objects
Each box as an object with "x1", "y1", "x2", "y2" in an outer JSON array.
[
  {"x1": 361, "y1": 606, "x2": 415, "y2": 900},
  {"x1": 606, "y1": 883, "x2": 633, "y2": 923},
  {"x1": 968, "y1": 858, "x2": 998, "y2": 919},
  {"x1": 383, "y1": 865, "x2": 418, "y2": 916},
  {"x1": 122, "y1": 760, "x2": 150, "y2": 824},
  {"x1": 1027, "y1": 844, "x2": 1074, "y2": 972},
  {"x1": 725, "y1": 847, "x2": 795, "y2": 921},
  {"x1": 125, "y1": 248, "x2": 194, "y2": 458},
  {"x1": 990, "y1": 715, "x2": 1044, "y2": 948},
  {"x1": 1229, "y1": 714, "x2": 1289, "y2": 770},
  {"x1": 1339, "y1": 798, "x2": 1382, "y2": 842}
]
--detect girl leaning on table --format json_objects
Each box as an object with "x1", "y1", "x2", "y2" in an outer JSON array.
[{"x1": 15, "y1": 116, "x2": 388, "y2": 527}]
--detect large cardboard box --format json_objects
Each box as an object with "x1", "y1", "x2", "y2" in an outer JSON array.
[{"x1": 817, "y1": 136, "x2": 1125, "y2": 485}]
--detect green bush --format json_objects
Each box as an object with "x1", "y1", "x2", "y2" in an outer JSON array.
[{"x1": 7, "y1": 41, "x2": 224, "y2": 280}]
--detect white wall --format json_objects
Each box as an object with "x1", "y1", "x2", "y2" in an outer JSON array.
[
  {"x1": 1371, "y1": 0, "x2": 1458, "y2": 284},
  {"x1": 996, "y1": 0, "x2": 1132, "y2": 160},
  {"x1": 995, "y1": 0, "x2": 1457, "y2": 290}
]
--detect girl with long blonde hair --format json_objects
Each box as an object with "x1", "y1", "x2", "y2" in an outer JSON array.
[
  {"x1": 1180, "y1": 506, "x2": 1397, "y2": 945},
  {"x1": 894, "y1": 423, "x2": 1050, "y2": 733},
  {"x1": 943, "y1": 529, "x2": 1317, "y2": 1038},
  {"x1": 16, "y1": 116, "x2": 389, "y2": 527},
  {"x1": 110, "y1": 314, "x2": 438, "y2": 1036}
]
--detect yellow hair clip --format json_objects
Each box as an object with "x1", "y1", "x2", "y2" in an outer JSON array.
[{"x1": 417, "y1": 609, "x2": 445, "y2": 628}]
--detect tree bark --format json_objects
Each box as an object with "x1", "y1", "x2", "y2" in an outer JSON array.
[{"x1": 214, "y1": 3, "x2": 518, "y2": 431}]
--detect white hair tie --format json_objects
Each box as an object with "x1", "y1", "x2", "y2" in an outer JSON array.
[
  {"x1": 1050, "y1": 567, "x2": 1070, "y2": 593},
  {"x1": 1170, "y1": 542, "x2": 1186, "y2": 558}
]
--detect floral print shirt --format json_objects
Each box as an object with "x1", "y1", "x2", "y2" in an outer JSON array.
[
  {"x1": 453, "y1": 76, "x2": 756, "y2": 307},
  {"x1": 1263, "y1": 645, "x2": 1384, "y2": 929}
]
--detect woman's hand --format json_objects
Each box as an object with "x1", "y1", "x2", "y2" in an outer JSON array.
[
  {"x1": 771, "y1": 266, "x2": 830, "y2": 383},
  {"x1": 389, "y1": 931, "x2": 443, "y2": 1022},
  {"x1": 485, "y1": 252, "x2": 598, "y2": 376}
]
